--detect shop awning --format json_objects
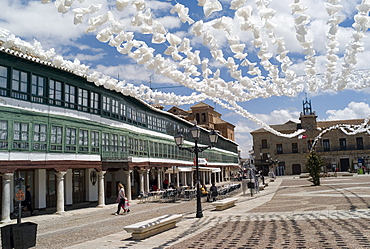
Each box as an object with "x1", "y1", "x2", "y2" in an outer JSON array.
[
  {"x1": 195, "y1": 166, "x2": 221, "y2": 173},
  {"x1": 165, "y1": 166, "x2": 193, "y2": 174}
]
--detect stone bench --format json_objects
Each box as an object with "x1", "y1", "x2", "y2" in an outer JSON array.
[
  {"x1": 212, "y1": 198, "x2": 238, "y2": 211},
  {"x1": 123, "y1": 214, "x2": 183, "y2": 240},
  {"x1": 299, "y1": 173, "x2": 310, "y2": 178},
  {"x1": 337, "y1": 172, "x2": 354, "y2": 177}
]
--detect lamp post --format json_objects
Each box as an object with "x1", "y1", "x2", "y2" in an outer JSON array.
[{"x1": 174, "y1": 126, "x2": 218, "y2": 218}]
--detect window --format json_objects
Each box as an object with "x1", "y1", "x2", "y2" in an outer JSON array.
[
  {"x1": 127, "y1": 106, "x2": 132, "y2": 121},
  {"x1": 149, "y1": 141, "x2": 155, "y2": 157},
  {"x1": 119, "y1": 135, "x2": 126, "y2": 153},
  {"x1": 12, "y1": 69, "x2": 28, "y2": 100},
  {"x1": 13, "y1": 122, "x2": 29, "y2": 149},
  {"x1": 261, "y1": 139, "x2": 268, "y2": 149},
  {"x1": 132, "y1": 109, "x2": 137, "y2": 123},
  {"x1": 276, "y1": 144, "x2": 283, "y2": 154},
  {"x1": 202, "y1": 113, "x2": 206, "y2": 122},
  {"x1": 148, "y1": 116, "x2": 152, "y2": 129},
  {"x1": 196, "y1": 113, "x2": 200, "y2": 123},
  {"x1": 90, "y1": 92, "x2": 99, "y2": 114},
  {"x1": 79, "y1": 129, "x2": 89, "y2": 152},
  {"x1": 162, "y1": 143, "x2": 167, "y2": 158},
  {"x1": 111, "y1": 134, "x2": 118, "y2": 152},
  {"x1": 111, "y1": 99, "x2": 119, "y2": 119},
  {"x1": 65, "y1": 128, "x2": 77, "y2": 151},
  {"x1": 292, "y1": 143, "x2": 298, "y2": 153},
  {"x1": 323, "y1": 139, "x2": 330, "y2": 152},
  {"x1": 50, "y1": 125, "x2": 63, "y2": 151},
  {"x1": 78, "y1": 88, "x2": 89, "y2": 112},
  {"x1": 119, "y1": 103, "x2": 126, "y2": 121},
  {"x1": 339, "y1": 138, "x2": 347, "y2": 150},
  {"x1": 49, "y1": 79, "x2": 63, "y2": 106},
  {"x1": 102, "y1": 96, "x2": 111, "y2": 116},
  {"x1": 134, "y1": 139, "x2": 139, "y2": 155},
  {"x1": 129, "y1": 137, "x2": 134, "y2": 154},
  {"x1": 141, "y1": 113, "x2": 147, "y2": 126},
  {"x1": 31, "y1": 74, "x2": 46, "y2": 103},
  {"x1": 356, "y1": 137, "x2": 364, "y2": 150},
  {"x1": 0, "y1": 65, "x2": 8, "y2": 91},
  {"x1": 102, "y1": 133, "x2": 109, "y2": 152},
  {"x1": 91, "y1": 131, "x2": 100, "y2": 152},
  {"x1": 65, "y1": 84, "x2": 76, "y2": 109},
  {"x1": 0, "y1": 121, "x2": 8, "y2": 149},
  {"x1": 33, "y1": 124, "x2": 47, "y2": 150}
]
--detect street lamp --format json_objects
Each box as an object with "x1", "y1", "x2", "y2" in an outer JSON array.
[{"x1": 174, "y1": 126, "x2": 218, "y2": 218}]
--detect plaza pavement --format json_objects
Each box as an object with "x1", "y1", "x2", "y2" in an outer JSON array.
[
  {"x1": 65, "y1": 179, "x2": 280, "y2": 249},
  {"x1": 2, "y1": 175, "x2": 370, "y2": 248},
  {"x1": 70, "y1": 175, "x2": 370, "y2": 249}
]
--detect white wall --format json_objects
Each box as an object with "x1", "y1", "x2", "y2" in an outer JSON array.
[
  {"x1": 65, "y1": 169, "x2": 73, "y2": 205},
  {"x1": 86, "y1": 168, "x2": 98, "y2": 202},
  {"x1": 35, "y1": 169, "x2": 46, "y2": 209}
]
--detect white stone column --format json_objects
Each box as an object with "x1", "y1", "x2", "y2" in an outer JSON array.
[
  {"x1": 145, "y1": 169, "x2": 150, "y2": 192},
  {"x1": 138, "y1": 170, "x2": 144, "y2": 194},
  {"x1": 123, "y1": 170, "x2": 132, "y2": 201},
  {"x1": 157, "y1": 169, "x2": 162, "y2": 190},
  {"x1": 56, "y1": 171, "x2": 66, "y2": 214},
  {"x1": 190, "y1": 171, "x2": 194, "y2": 188},
  {"x1": 176, "y1": 170, "x2": 180, "y2": 187},
  {"x1": 1, "y1": 173, "x2": 13, "y2": 223},
  {"x1": 97, "y1": 171, "x2": 106, "y2": 207}
]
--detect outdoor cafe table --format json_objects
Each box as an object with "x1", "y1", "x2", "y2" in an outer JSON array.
[{"x1": 148, "y1": 190, "x2": 164, "y2": 201}]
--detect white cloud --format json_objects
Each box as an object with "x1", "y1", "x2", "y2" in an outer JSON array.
[
  {"x1": 255, "y1": 109, "x2": 300, "y2": 125},
  {"x1": 0, "y1": 1, "x2": 86, "y2": 49},
  {"x1": 65, "y1": 53, "x2": 107, "y2": 63},
  {"x1": 94, "y1": 64, "x2": 176, "y2": 85},
  {"x1": 325, "y1": 101, "x2": 370, "y2": 120},
  {"x1": 156, "y1": 16, "x2": 182, "y2": 29}
]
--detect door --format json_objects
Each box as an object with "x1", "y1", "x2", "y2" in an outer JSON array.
[
  {"x1": 46, "y1": 170, "x2": 57, "y2": 208},
  {"x1": 72, "y1": 169, "x2": 86, "y2": 204},
  {"x1": 292, "y1": 164, "x2": 301, "y2": 175},
  {"x1": 340, "y1": 158, "x2": 350, "y2": 172}
]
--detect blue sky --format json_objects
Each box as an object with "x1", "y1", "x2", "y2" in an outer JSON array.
[{"x1": 1, "y1": 0, "x2": 370, "y2": 157}]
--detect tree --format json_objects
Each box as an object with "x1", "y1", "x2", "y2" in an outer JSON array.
[{"x1": 306, "y1": 151, "x2": 324, "y2": 186}]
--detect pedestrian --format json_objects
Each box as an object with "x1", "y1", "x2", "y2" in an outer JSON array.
[
  {"x1": 115, "y1": 183, "x2": 126, "y2": 215},
  {"x1": 210, "y1": 182, "x2": 218, "y2": 202},
  {"x1": 23, "y1": 185, "x2": 35, "y2": 216},
  {"x1": 163, "y1": 178, "x2": 169, "y2": 189}
]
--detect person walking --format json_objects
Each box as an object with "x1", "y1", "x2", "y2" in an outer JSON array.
[
  {"x1": 210, "y1": 183, "x2": 218, "y2": 202},
  {"x1": 115, "y1": 183, "x2": 126, "y2": 215},
  {"x1": 23, "y1": 185, "x2": 35, "y2": 216}
]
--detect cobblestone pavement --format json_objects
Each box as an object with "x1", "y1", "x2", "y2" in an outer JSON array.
[
  {"x1": 2, "y1": 175, "x2": 370, "y2": 248},
  {"x1": 169, "y1": 176, "x2": 370, "y2": 249}
]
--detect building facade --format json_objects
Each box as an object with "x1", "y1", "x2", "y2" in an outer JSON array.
[
  {"x1": 250, "y1": 99, "x2": 370, "y2": 176},
  {"x1": 0, "y1": 44, "x2": 239, "y2": 223},
  {"x1": 168, "y1": 102, "x2": 235, "y2": 141}
]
